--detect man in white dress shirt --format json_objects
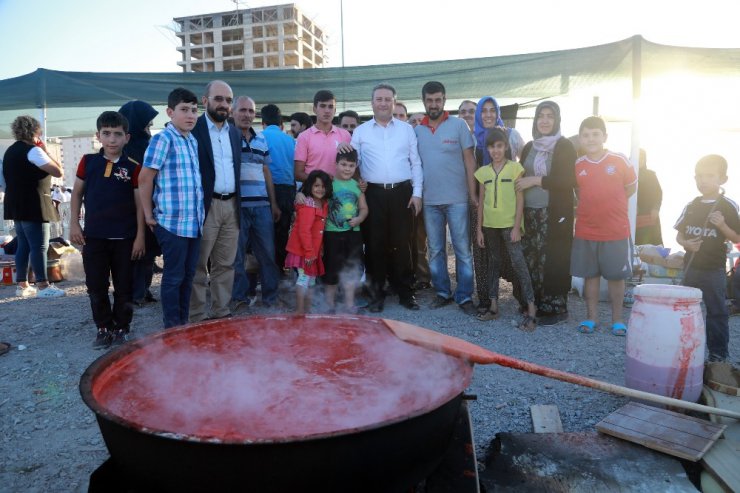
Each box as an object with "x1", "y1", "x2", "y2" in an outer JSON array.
[
  {"x1": 346, "y1": 83, "x2": 423, "y2": 312},
  {"x1": 189, "y1": 80, "x2": 242, "y2": 322}
]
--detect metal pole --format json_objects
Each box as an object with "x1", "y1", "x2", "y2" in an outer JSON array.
[
  {"x1": 629, "y1": 35, "x2": 642, "y2": 244},
  {"x1": 340, "y1": 0, "x2": 346, "y2": 110}
]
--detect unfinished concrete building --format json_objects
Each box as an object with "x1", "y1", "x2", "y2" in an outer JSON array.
[{"x1": 175, "y1": 4, "x2": 326, "y2": 72}]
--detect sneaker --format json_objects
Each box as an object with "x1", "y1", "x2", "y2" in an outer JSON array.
[
  {"x1": 16, "y1": 285, "x2": 37, "y2": 298},
  {"x1": 36, "y1": 285, "x2": 65, "y2": 298},
  {"x1": 110, "y1": 329, "x2": 129, "y2": 347},
  {"x1": 93, "y1": 329, "x2": 112, "y2": 350}
]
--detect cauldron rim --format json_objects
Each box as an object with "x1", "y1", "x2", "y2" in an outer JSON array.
[{"x1": 80, "y1": 314, "x2": 474, "y2": 445}]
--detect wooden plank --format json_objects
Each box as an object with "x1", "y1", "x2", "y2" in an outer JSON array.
[
  {"x1": 613, "y1": 402, "x2": 724, "y2": 439},
  {"x1": 701, "y1": 439, "x2": 740, "y2": 492},
  {"x1": 530, "y1": 404, "x2": 563, "y2": 433},
  {"x1": 596, "y1": 402, "x2": 726, "y2": 461}
]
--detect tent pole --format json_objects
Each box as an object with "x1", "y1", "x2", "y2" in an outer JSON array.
[
  {"x1": 629, "y1": 35, "x2": 642, "y2": 245},
  {"x1": 40, "y1": 105, "x2": 47, "y2": 141},
  {"x1": 340, "y1": 0, "x2": 346, "y2": 110}
]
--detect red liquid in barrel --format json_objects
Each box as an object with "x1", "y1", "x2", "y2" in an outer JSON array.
[
  {"x1": 625, "y1": 355, "x2": 703, "y2": 402},
  {"x1": 92, "y1": 317, "x2": 472, "y2": 442}
]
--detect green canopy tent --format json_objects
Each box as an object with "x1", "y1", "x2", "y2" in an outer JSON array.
[{"x1": 4, "y1": 35, "x2": 740, "y2": 139}]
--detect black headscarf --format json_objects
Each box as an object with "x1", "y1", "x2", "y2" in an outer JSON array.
[{"x1": 118, "y1": 101, "x2": 158, "y2": 163}]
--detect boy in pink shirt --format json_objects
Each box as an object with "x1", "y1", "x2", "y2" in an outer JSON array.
[
  {"x1": 570, "y1": 116, "x2": 637, "y2": 336},
  {"x1": 294, "y1": 90, "x2": 351, "y2": 181}
]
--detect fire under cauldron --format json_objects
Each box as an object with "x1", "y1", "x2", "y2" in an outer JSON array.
[{"x1": 80, "y1": 315, "x2": 477, "y2": 492}]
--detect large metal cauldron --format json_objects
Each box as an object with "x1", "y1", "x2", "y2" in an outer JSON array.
[{"x1": 80, "y1": 315, "x2": 474, "y2": 492}]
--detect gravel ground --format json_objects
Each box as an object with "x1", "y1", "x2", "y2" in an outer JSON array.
[{"x1": 0, "y1": 266, "x2": 738, "y2": 492}]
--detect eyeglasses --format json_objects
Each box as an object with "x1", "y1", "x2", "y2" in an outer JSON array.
[
  {"x1": 209, "y1": 95, "x2": 234, "y2": 104},
  {"x1": 341, "y1": 123, "x2": 357, "y2": 129}
]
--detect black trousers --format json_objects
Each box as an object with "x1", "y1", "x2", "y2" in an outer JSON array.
[
  {"x1": 273, "y1": 184, "x2": 296, "y2": 271},
  {"x1": 82, "y1": 237, "x2": 134, "y2": 331},
  {"x1": 362, "y1": 182, "x2": 414, "y2": 301}
]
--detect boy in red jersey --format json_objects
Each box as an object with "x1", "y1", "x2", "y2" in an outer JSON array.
[{"x1": 570, "y1": 116, "x2": 637, "y2": 336}]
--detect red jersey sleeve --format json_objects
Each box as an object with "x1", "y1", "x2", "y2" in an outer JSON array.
[
  {"x1": 75, "y1": 155, "x2": 87, "y2": 180},
  {"x1": 132, "y1": 164, "x2": 141, "y2": 188},
  {"x1": 622, "y1": 159, "x2": 637, "y2": 186}
]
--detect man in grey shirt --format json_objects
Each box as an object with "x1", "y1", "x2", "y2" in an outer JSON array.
[{"x1": 414, "y1": 81, "x2": 478, "y2": 314}]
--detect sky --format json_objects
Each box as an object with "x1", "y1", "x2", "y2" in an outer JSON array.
[{"x1": 1, "y1": 0, "x2": 739, "y2": 79}]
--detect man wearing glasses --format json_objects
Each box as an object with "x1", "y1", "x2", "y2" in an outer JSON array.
[
  {"x1": 458, "y1": 100, "x2": 477, "y2": 133},
  {"x1": 189, "y1": 80, "x2": 242, "y2": 322},
  {"x1": 338, "y1": 110, "x2": 360, "y2": 135}
]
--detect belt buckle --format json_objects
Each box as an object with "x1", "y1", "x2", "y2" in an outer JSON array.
[{"x1": 383, "y1": 183, "x2": 393, "y2": 190}]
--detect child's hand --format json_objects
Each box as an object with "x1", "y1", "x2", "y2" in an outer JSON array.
[
  {"x1": 510, "y1": 227, "x2": 521, "y2": 243},
  {"x1": 358, "y1": 179, "x2": 368, "y2": 193},
  {"x1": 476, "y1": 229, "x2": 485, "y2": 248},
  {"x1": 70, "y1": 223, "x2": 85, "y2": 246},
  {"x1": 144, "y1": 214, "x2": 157, "y2": 231},
  {"x1": 682, "y1": 237, "x2": 703, "y2": 253},
  {"x1": 708, "y1": 211, "x2": 726, "y2": 228},
  {"x1": 294, "y1": 192, "x2": 307, "y2": 205},
  {"x1": 348, "y1": 216, "x2": 361, "y2": 228},
  {"x1": 131, "y1": 237, "x2": 145, "y2": 260}
]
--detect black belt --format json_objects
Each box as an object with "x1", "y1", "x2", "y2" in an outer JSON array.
[
  {"x1": 213, "y1": 192, "x2": 235, "y2": 200},
  {"x1": 367, "y1": 180, "x2": 410, "y2": 190}
]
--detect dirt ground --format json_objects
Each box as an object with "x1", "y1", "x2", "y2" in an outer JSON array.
[{"x1": 0, "y1": 270, "x2": 737, "y2": 492}]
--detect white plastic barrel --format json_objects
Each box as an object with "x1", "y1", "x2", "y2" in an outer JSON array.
[{"x1": 626, "y1": 284, "x2": 705, "y2": 402}]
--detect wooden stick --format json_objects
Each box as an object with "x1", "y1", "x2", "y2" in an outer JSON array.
[{"x1": 384, "y1": 319, "x2": 740, "y2": 420}]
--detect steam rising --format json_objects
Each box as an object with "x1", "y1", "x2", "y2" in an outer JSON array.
[{"x1": 94, "y1": 317, "x2": 471, "y2": 442}]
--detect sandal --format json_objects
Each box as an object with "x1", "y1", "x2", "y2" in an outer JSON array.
[
  {"x1": 476, "y1": 309, "x2": 499, "y2": 321},
  {"x1": 0, "y1": 342, "x2": 10, "y2": 356},
  {"x1": 611, "y1": 322, "x2": 627, "y2": 336},
  {"x1": 476, "y1": 302, "x2": 491, "y2": 315},
  {"x1": 518, "y1": 315, "x2": 537, "y2": 332},
  {"x1": 578, "y1": 320, "x2": 598, "y2": 334}
]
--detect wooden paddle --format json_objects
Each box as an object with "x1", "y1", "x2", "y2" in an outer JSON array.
[{"x1": 384, "y1": 319, "x2": 740, "y2": 420}]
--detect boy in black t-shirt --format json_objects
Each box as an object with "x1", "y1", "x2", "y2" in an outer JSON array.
[
  {"x1": 675, "y1": 154, "x2": 740, "y2": 362},
  {"x1": 69, "y1": 111, "x2": 145, "y2": 349}
]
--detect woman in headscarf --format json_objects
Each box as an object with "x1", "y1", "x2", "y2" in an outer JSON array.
[
  {"x1": 471, "y1": 96, "x2": 524, "y2": 314},
  {"x1": 3, "y1": 115, "x2": 66, "y2": 298},
  {"x1": 515, "y1": 101, "x2": 577, "y2": 325},
  {"x1": 118, "y1": 100, "x2": 160, "y2": 306}
]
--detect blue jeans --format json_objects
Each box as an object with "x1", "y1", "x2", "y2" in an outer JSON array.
[
  {"x1": 233, "y1": 206, "x2": 279, "y2": 304},
  {"x1": 154, "y1": 225, "x2": 200, "y2": 328},
  {"x1": 424, "y1": 203, "x2": 473, "y2": 304},
  {"x1": 683, "y1": 267, "x2": 729, "y2": 361},
  {"x1": 14, "y1": 221, "x2": 50, "y2": 283}
]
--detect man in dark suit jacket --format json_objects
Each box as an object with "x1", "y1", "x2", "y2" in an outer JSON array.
[{"x1": 189, "y1": 80, "x2": 242, "y2": 322}]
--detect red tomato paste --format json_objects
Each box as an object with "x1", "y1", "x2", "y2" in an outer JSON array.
[{"x1": 92, "y1": 316, "x2": 472, "y2": 442}]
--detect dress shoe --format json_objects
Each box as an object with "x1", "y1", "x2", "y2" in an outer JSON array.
[
  {"x1": 368, "y1": 299, "x2": 385, "y2": 313},
  {"x1": 430, "y1": 295, "x2": 453, "y2": 309},
  {"x1": 458, "y1": 300, "x2": 477, "y2": 316},
  {"x1": 400, "y1": 297, "x2": 420, "y2": 311}
]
